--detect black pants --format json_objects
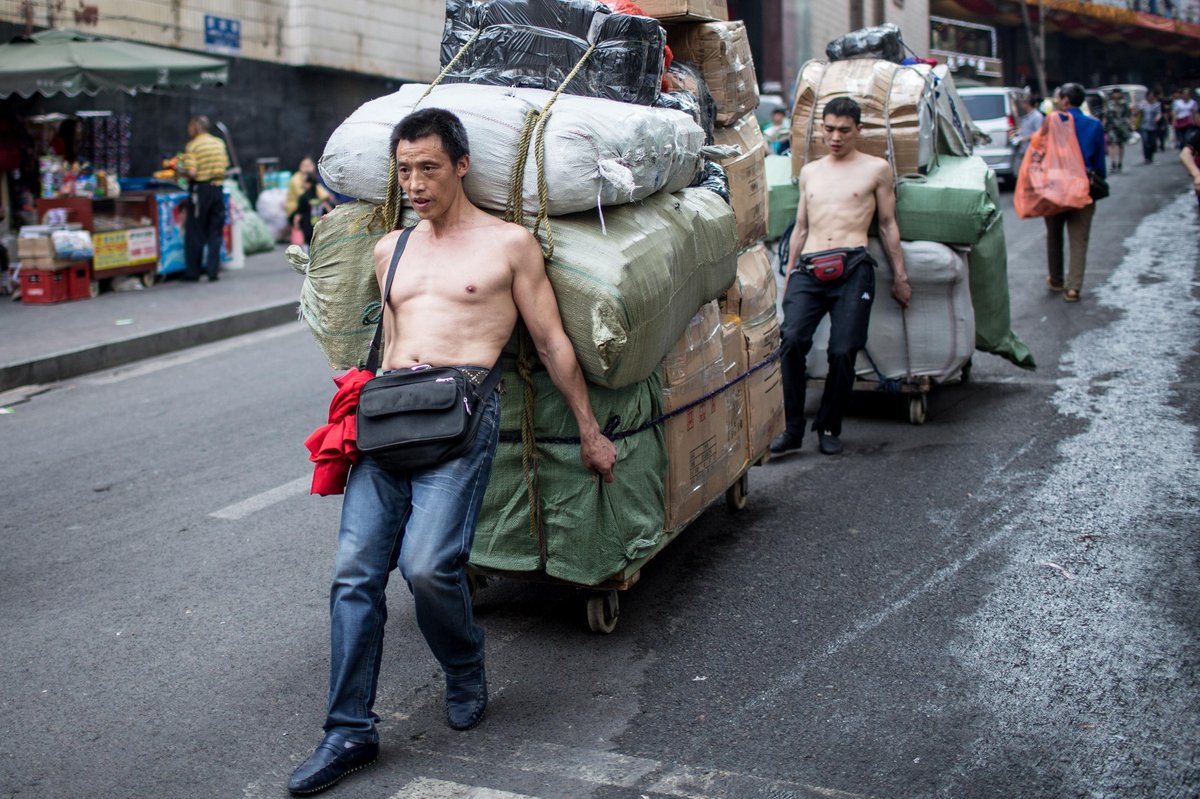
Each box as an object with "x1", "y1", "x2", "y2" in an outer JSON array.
[
  {"x1": 185, "y1": 182, "x2": 225, "y2": 280},
  {"x1": 779, "y1": 249, "x2": 876, "y2": 438},
  {"x1": 1141, "y1": 129, "x2": 1157, "y2": 162}
]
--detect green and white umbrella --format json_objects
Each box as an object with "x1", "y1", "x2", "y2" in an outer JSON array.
[{"x1": 0, "y1": 28, "x2": 228, "y2": 99}]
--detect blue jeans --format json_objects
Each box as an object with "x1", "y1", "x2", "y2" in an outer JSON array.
[
  {"x1": 323, "y1": 392, "x2": 500, "y2": 742},
  {"x1": 779, "y1": 251, "x2": 876, "y2": 438}
]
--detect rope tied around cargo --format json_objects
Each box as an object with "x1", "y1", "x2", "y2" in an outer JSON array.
[{"x1": 499, "y1": 349, "x2": 782, "y2": 446}]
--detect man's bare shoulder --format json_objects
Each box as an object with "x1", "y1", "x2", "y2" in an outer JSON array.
[{"x1": 373, "y1": 229, "x2": 404, "y2": 269}]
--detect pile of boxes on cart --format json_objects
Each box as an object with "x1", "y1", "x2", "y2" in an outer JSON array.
[
  {"x1": 293, "y1": 0, "x2": 784, "y2": 587},
  {"x1": 14, "y1": 225, "x2": 95, "y2": 304},
  {"x1": 789, "y1": 24, "x2": 1036, "y2": 401}
]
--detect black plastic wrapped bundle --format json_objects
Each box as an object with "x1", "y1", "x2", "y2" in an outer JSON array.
[
  {"x1": 825, "y1": 23, "x2": 906, "y2": 64},
  {"x1": 689, "y1": 160, "x2": 729, "y2": 204},
  {"x1": 657, "y1": 60, "x2": 716, "y2": 144},
  {"x1": 441, "y1": 0, "x2": 666, "y2": 106}
]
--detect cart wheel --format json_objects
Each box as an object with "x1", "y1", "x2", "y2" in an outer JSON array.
[
  {"x1": 908, "y1": 394, "x2": 928, "y2": 425},
  {"x1": 726, "y1": 472, "x2": 748, "y2": 511},
  {"x1": 586, "y1": 590, "x2": 619, "y2": 634},
  {"x1": 140, "y1": 271, "x2": 157, "y2": 288},
  {"x1": 89, "y1": 280, "x2": 100, "y2": 298},
  {"x1": 960, "y1": 357, "x2": 973, "y2": 384},
  {"x1": 467, "y1": 572, "x2": 488, "y2": 603}
]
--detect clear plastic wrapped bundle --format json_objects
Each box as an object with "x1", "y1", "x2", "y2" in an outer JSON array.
[
  {"x1": 689, "y1": 159, "x2": 730, "y2": 203},
  {"x1": 440, "y1": 0, "x2": 667, "y2": 106},
  {"x1": 825, "y1": 23, "x2": 906, "y2": 63}
]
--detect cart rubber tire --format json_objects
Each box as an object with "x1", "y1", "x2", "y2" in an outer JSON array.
[
  {"x1": 726, "y1": 472, "x2": 748, "y2": 511},
  {"x1": 960, "y1": 357, "x2": 973, "y2": 384},
  {"x1": 586, "y1": 590, "x2": 619, "y2": 634},
  {"x1": 908, "y1": 394, "x2": 928, "y2": 425},
  {"x1": 467, "y1": 572, "x2": 488, "y2": 603},
  {"x1": 89, "y1": 280, "x2": 100, "y2": 298},
  {"x1": 140, "y1": 271, "x2": 157, "y2": 288}
]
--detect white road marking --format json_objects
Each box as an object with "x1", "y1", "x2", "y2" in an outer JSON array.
[
  {"x1": 390, "y1": 778, "x2": 538, "y2": 798},
  {"x1": 83, "y1": 323, "x2": 302, "y2": 385},
  {"x1": 210, "y1": 476, "x2": 310, "y2": 520}
]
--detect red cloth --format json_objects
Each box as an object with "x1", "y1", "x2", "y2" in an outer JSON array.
[{"x1": 305, "y1": 368, "x2": 374, "y2": 496}]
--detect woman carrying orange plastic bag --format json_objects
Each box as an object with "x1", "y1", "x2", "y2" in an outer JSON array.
[{"x1": 1015, "y1": 108, "x2": 1092, "y2": 219}]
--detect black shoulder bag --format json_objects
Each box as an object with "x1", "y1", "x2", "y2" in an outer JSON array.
[{"x1": 355, "y1": 227, "x2": 503, "y2": 471}]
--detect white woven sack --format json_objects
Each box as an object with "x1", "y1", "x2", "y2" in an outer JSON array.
[
  {"x1": 806, "y1": 239, "x2": 975, "y2": 384},
  {"x1": 319, "y1": 82, "x2": 704, "y2": 216}
]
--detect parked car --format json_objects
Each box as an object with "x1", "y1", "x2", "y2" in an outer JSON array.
[{"x1": 958, "y1": 86, "x2": 1022, "y2": 183}]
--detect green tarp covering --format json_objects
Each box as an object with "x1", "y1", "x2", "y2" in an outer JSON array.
[
  {"x1": 765, "y1": 154, "x2": 798, "y2": 241},
  {"x1": 968, "y1": 216, "x2": 1036, "y2": 370},
  {"x1": 0, "y1": 28, "x2": 227, "y2": 98},
  {"x1": 473, "y1": 362, "x2": 667, "y2": 586}
]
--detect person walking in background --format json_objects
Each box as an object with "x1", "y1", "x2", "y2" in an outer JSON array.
[
  {"x1": 289, "y1": 171, "x2": 329, "y2": 247},
  {"x1": 1103, "y1": 87, "x2": 1132, "y2": 172},
  {"x1": 1015, "y1": 91, "x2": 1044, "y2": 165},
  {"x1": 1044, "y1": 83, "x2": 1106, "y2": 304},
  {"x1": 1139, "y1": 90, "x2": 1163, "y2": 164},
  {"x1": 1172, "y1": 89, "x2": 1197, "y2": 149},
  {"x1": 181, "y1": 115, "x2": 230, "y2": 282},
  {"x1": 1180, "y1": 128, "x2": 1200, "y2": 209},
  {"x1": 286, "y1": 156, "x2": 330, "y2": 218}
]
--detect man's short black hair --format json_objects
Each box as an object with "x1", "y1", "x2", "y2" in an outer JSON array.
[
  {"x1": 1058, "y1": 83, "x2": 1086, "y2": 108},
  {"x1": 823, "y1": 96, "x2": 862, "y2": 126},
  {"x1": 389, "y1": 108, "x2": 470, "y2": 164}
]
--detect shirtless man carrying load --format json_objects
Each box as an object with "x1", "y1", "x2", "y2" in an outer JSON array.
[
  {"x1": 288, "y1": 108, "x2": 617, "y2": 795},
  {"x1": 770, "y1": 96, "x2": 910, "y2": 457}
]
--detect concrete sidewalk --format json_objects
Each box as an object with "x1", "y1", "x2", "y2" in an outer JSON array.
[{"x1": 0, "y1": 247, "x2": 304, "y2": 392}]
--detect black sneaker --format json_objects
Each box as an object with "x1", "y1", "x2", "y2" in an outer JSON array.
[
  {"x1": 817, "y1": 431, "x2": 843, "y2": 455},
  {"x1": 769, "y1": 431, "x2": 804, "y2": 455}
]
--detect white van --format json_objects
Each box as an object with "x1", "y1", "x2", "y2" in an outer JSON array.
[{"x1": 958, "y1": 86, "x2": 1022, "y2": 183}]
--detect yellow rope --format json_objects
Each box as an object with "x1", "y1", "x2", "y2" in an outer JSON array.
[{"x1": 417, "y1": 28, "x2": 481, "y2": 107}]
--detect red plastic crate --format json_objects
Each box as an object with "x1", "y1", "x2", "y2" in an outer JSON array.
[
  {"x1": 64, "y1": 262, "x2": 93, "y2": 301},
  {"x1": 20, "y1": 269, "x2": 69, "y2": 304}
]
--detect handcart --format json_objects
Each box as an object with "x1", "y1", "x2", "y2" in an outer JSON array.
[{"x1": 806, "y1": 356, "x2": 971, "y2": 426}]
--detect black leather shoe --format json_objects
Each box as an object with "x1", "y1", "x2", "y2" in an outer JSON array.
[
  {"x1": 769, "y1": 431, "x2": 804, "y2": 455},
  {"x1": 287, "y1": 732, "x2": 378, "y2": 795},
  {"x1": 817, "y1": 430, "x2": 843, "y2": 455},
  {"x1": 445, "y1": 665, "x2": 488, "y2": 731}
]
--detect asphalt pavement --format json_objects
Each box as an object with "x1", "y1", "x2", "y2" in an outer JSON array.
[{"x1": 1, "y1": 157, "x2": 1198, "y2": 799}]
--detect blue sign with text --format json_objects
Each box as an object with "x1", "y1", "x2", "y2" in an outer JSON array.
[{"x1": 204, "y1": 16, "x2": 241, "y2": 54}]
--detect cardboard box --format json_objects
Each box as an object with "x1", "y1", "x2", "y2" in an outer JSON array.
[
  {"x1": 638, "y1": 0, "x2": 727, "y2": 21},
  {"x1": 17, "y1": 237, "x2": 54, "y2": 259},
  {"x1": 17, "y1": 254, "x2": 73, "y2": 272},
  {"x1": 713, "y1": 114, "x2": 769, "y2": 248},
  {"x1": 93, "y1": 227, "x2": 158, "y2": 273},
  {"x1": 720, "y1": 314, "x2": 750, "y2": 485},
  {"x1": 667, "y1": 21, "x2": 759, "y2": 126},
  {"x1": 662, "y1": 301, "x2": 742, "y2": 531},
  {"x1": 743, "y1": 314, "x2": 786, "y2": 457},
  {"x1": 20, "y1": 269, "x2": 69, "y2": 304},
  {"x1": 730, "y1": 244, "x2": 777, "y2": 325}
]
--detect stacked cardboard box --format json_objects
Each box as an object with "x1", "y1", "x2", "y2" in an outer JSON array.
[
  {"x1": 16, "y1": 236, "x2": 71, "y2": 272},
  {"x1": 712, "y1": 114, "x2": 769, "y2": 249},
  {"x1": 789, "y1": 58, "x2": 934, "y2": 178},
  {"x1": 666, "y1": 21, "x2": 759, "y2": 127}
]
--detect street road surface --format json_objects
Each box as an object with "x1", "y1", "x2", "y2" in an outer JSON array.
[{"x1": 1, "y1": 159, "x2": 1197, "y2": 799}]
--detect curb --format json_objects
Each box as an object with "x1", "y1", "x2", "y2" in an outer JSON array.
[{"x1": 0, "y1": 301, "x2": 298, "y2": 392}]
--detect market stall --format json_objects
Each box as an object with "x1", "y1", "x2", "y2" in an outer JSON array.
[{"x1": 0, "y1": 28, "x2": 227, "y2": 300}]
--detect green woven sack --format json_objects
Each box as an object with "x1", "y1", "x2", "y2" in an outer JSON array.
[
  {"x1": 968, "y1": 218, "x2": 1035, "y2": 369},
  {"x1": 288, "y1": 201, "x2": 387, "y2": 370},
  {"x1": 895, "y1": 155, "x2": 998, "y2": 245},
  {"x1": 473, "y1": 362, "x2": 667, "y2": 586},
  {"x1": 765, "y1": 154, "x2": 798, "y2": 241}
]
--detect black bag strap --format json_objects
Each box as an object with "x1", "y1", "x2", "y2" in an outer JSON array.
[
  {"x1": 364, "y1": 226, "x2": 415, "y2": 373},
  {"x1": 363, "y1": 226, "x2": 504, "y2": 400}
]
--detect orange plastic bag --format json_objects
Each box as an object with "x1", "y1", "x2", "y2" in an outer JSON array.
[{"x1": 1014, "y1": 111, "x2": 1093, "y2": 219}]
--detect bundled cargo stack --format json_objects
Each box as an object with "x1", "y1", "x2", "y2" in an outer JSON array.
[
  {"x1": 296, "y1": 0, "x2": 786, "y2": 586},
  {"x1": 650, "y1": 2, "x2": 784, "y2": 530},
  {"x1": 791, "y1": 26, "x2": 1034, "y2": 380},
  {"x1": 16, "y1": 229, "x2": 94, "y2": 304}
]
